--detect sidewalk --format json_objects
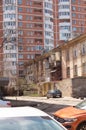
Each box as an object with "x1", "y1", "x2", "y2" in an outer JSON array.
[{"x1": 5, "y1": 96, "x2": 82, "y2": 106}]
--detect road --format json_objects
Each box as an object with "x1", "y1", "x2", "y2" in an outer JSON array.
[
  {"x1": 5, "y1": 96, "x2": 82, "y2": 105},
  {"x1": 5, "y1": 96, "x2": 82, "y2": 115}
]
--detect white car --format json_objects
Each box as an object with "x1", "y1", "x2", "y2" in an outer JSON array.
[
  {"x1": 0, "y1": 99, "x2": 11, "y2": 107},
  {"x1": 0, "y1": 106, "x2": 67, "y2": 130}
]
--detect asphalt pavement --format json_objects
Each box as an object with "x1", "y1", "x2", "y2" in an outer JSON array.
[{"x1": 5, "y1": 96, "x2": 83, "y2": 115}]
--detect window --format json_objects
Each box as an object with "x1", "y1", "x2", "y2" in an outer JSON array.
[
  {"x1": 4, "y1": 21, "x2": 16, "y2": 26},
  {"x1": 45, "y1": 9, "x2": 53, "y2": 15},
  {"x1": 27, "y1": 54, "x2": 30, "y2": 59},
  {"x1": 27, "y1": 31, "x2": 34, "y2": 36},
  {"x1": 73, "y1": 27, "x2": 77, "y2": 31},
  {"x1": 11, "y1": 45, "x2": 16, "y2": 50},
  {"x1": 5, "y1": 0, "x2": 16, "y2": 4},
  {"x1": 12, "y1": 61, "x2": 16, "y2": 66},
  {"x1": 18, "y1": 30, "x2": 23, "y2": 35},
  {"x1": 73, "y1": 49, "x2": 77, "y2": 58},
  {"x1": 78, "y1": 14, "x2": 81, "y2": 18},
  {"x1": 30, "y1": 1, "x2": 32, "y2": 5},
  {"x1": 18, "y1": 7, "x2": 22, "y2": 12},
  {"x1": 18, "y1": 14, "x2": 23, "y2": 20},
  {"x1": 27, "y1": 39, "x2": 34, "y2": 43},
  {"x1": 74, "y1": 65, "x2": 77, "y2": 76},
  {"x1": 82, "y1": 62, "x2": 86, "y2": 75},
  {"x1": 26, "y1": 8, "x2": 32, "y2": 13},
  {"x1": 66, "y1": 50, "x2": 70, "y2": 61},
  {"x1": 18, "y1": 22, "x2": 22, "y2": 27},
  {"x1": 60, "y1": 26, "x2": 70, "y2": 31},
  {"x1": 26, "y1": 16, "x2": 33, "y2": 20},
  {"x1": 78, "y1": 0, "x2": 81, "y2": 4},
  {"x1": 26, "y1": 0, "x2": 29, "y2": 5},
  {"x1": 18, "y1": 38, "x2": 23, "y2": 43},
  {"x1": 27, "y1": 47, "x2": 30, "y2": 51},
  {"x1": 26, "y1": 23, "x2": 33, "y2": 28},
  {"x1": 31, "y1": 54, "x2": 34, "y2": 59},
  {"x1": 71, "y1": 0, "x2": 76, "y2": 3},
  {"x1": 18, "y1": 0, "x2": 22, "y2": 4},
  {"x1": 81, "y1": 44, "x2": 86, "y2": 55},
  {"x1": 19, "y1": 70, "x2": 24, "y2": 77},
  {"x1": 59, "y1": 12, "x2": 70, "y2": 17},
  {"x1": 18, "y1": 46, "x2": 23, "y2": 51},
  {"x1": 18, "y1": 54, "x2": 23, "y2": 59},
  {"x1": 72, "y1": 20, "x2": 76, "y2": 24},
  {"x1": 11, "y1": 53, "x2": 16, "y2": 58},
  {"x1": 18, "y1": 61, "x2": 24, "y2": 66},
  {"x1": 67, "y1": 67, "x2": 70, "y2": 78},
  {"x1": 11, "y1": 70, "x2": 17, "y2": 75},
  {"x1": 72, "y1": 13, "x2": 76, "y2": 17},
  {"x1": 72, "y1": 6, "x2": 76, "y2": 11},
  {"x1": 4, "y1": 14, "x2": 16, "y2": 19},
  {"x1": 78, "y1": 7, "x2": 81, "y2": 11},
  {"x1": 45, "y1": 2, "x2": 53, "y2": 9}
]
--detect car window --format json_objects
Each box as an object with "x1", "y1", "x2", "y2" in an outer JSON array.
[
  {"x1": 48, "y1": 90, "x2": 54, "y2": 93},
  {"x1": 75, "y1": 100, "x2": 86, "y2": 109},
  {"x1": 48, "y1": 90, "x2": 60, "y2": 93},
  {"x1": 56, "y1": 90, "x2": 61, "y2": 93},
  {"x1": 0, "y1": 116, "x2": 65, "y2": 130}
]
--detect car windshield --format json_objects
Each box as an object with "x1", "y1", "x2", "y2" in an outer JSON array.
[
  {"x1": 48, "y1": 90, "x2": 55, "y2": 93},
  {"x1": 48, "y1": 90, "x2": 60, "y2": 93},
  {"x1": 75, "y1": 100, "x2": 86, "y2": 110},
  {"x1": 0, "y1": 116, "x2": 65, "y2": 130}
]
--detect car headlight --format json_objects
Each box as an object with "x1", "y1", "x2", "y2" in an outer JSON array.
[
  {"x1": 54, "y1": 116, "x2": 77, "y2": 123},
  {"x1": 64, "y1": 118, "x2": 77, "y2": 123}
]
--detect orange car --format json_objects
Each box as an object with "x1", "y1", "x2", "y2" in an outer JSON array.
[{"x1": 53, "y1": 100, "x2": 86, "y2": 130}]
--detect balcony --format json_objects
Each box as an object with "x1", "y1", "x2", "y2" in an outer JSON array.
[
  {"x1": 33, "y1": 9, "x2": 42, "y2": 14},
  {"x1": 49, "y1": 61, "x2": 61, "y2": 68},
  {"x1": 33, "y1": 1, "x2": 42, "y2": 6},
  {"x1": 34, "y1": 24, "x2": 43, "y2": 28},
  {"x1": 34, "y1": 16, "x2": 43, "y2": 21},
  {"x1": 34, "y1": 31, "x2": 43, "y2": 36},
  {"x1": 35, "y1": 39, "x2": 43, "y2": 44}
]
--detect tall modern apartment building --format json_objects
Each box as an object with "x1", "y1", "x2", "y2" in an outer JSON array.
[
  {"x1": 0, "y1": 0, "x2": 86, "y2": 87},
  {"x1": 55, "y1": 0, "x2": 86, "y2": 43},
  {"x1": 0, "y1": 0, "x2": 55, "y2": 87}
]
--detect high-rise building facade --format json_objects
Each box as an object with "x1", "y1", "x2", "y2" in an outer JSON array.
[
  {"x1": 55, "y1": 0, "x2": 86, "y2": 44},
  {"x1": 0, "y1": 0, "x2": 55, "y2": 87},
  {"x1": 0, "y1": 0, "x2": 86, "y2": 87}
]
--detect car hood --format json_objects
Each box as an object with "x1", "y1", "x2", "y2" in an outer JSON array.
[{"x1": 54, "y1": 106, "x2": 86, "y2": 118}]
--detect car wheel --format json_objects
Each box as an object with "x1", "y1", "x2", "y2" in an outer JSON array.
[
  {"x1": 59, "y1": 94, "x2": 62, "y2": 98},
  {"x1": 77, "y1": 122, "x2": 86, "y2": 130}
]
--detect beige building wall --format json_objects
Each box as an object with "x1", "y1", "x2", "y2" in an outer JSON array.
[
  {"x1": 62, "y1": 50, "x2": 66, "y2": 79},
  {"x1": 61, "y1": 34, "x2": 86, "y2": 79},
  {"x1": 69, "y1": 47, "x2": 74, "y2": 78},
  {"x1": 77, "y1": 43, "x2": 82, "y2": 76}
]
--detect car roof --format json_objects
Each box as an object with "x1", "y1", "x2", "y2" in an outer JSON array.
[{"x1": 0, "y1": 107, "x2": 49, "y2": 118}]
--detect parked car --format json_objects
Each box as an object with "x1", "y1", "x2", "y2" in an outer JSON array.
[
  {"x1": 0, "y1": 106, "x2": 67, "y2": 130},
  {"x1": 47, "y1": 89, "x2": 62, "y2": 99},
  {"x1": 0, "y1": 99, "x2": 11, "y2": 107},
  {"x1": 53, "y1": 100, "x2": 86, "y2": 130}
]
